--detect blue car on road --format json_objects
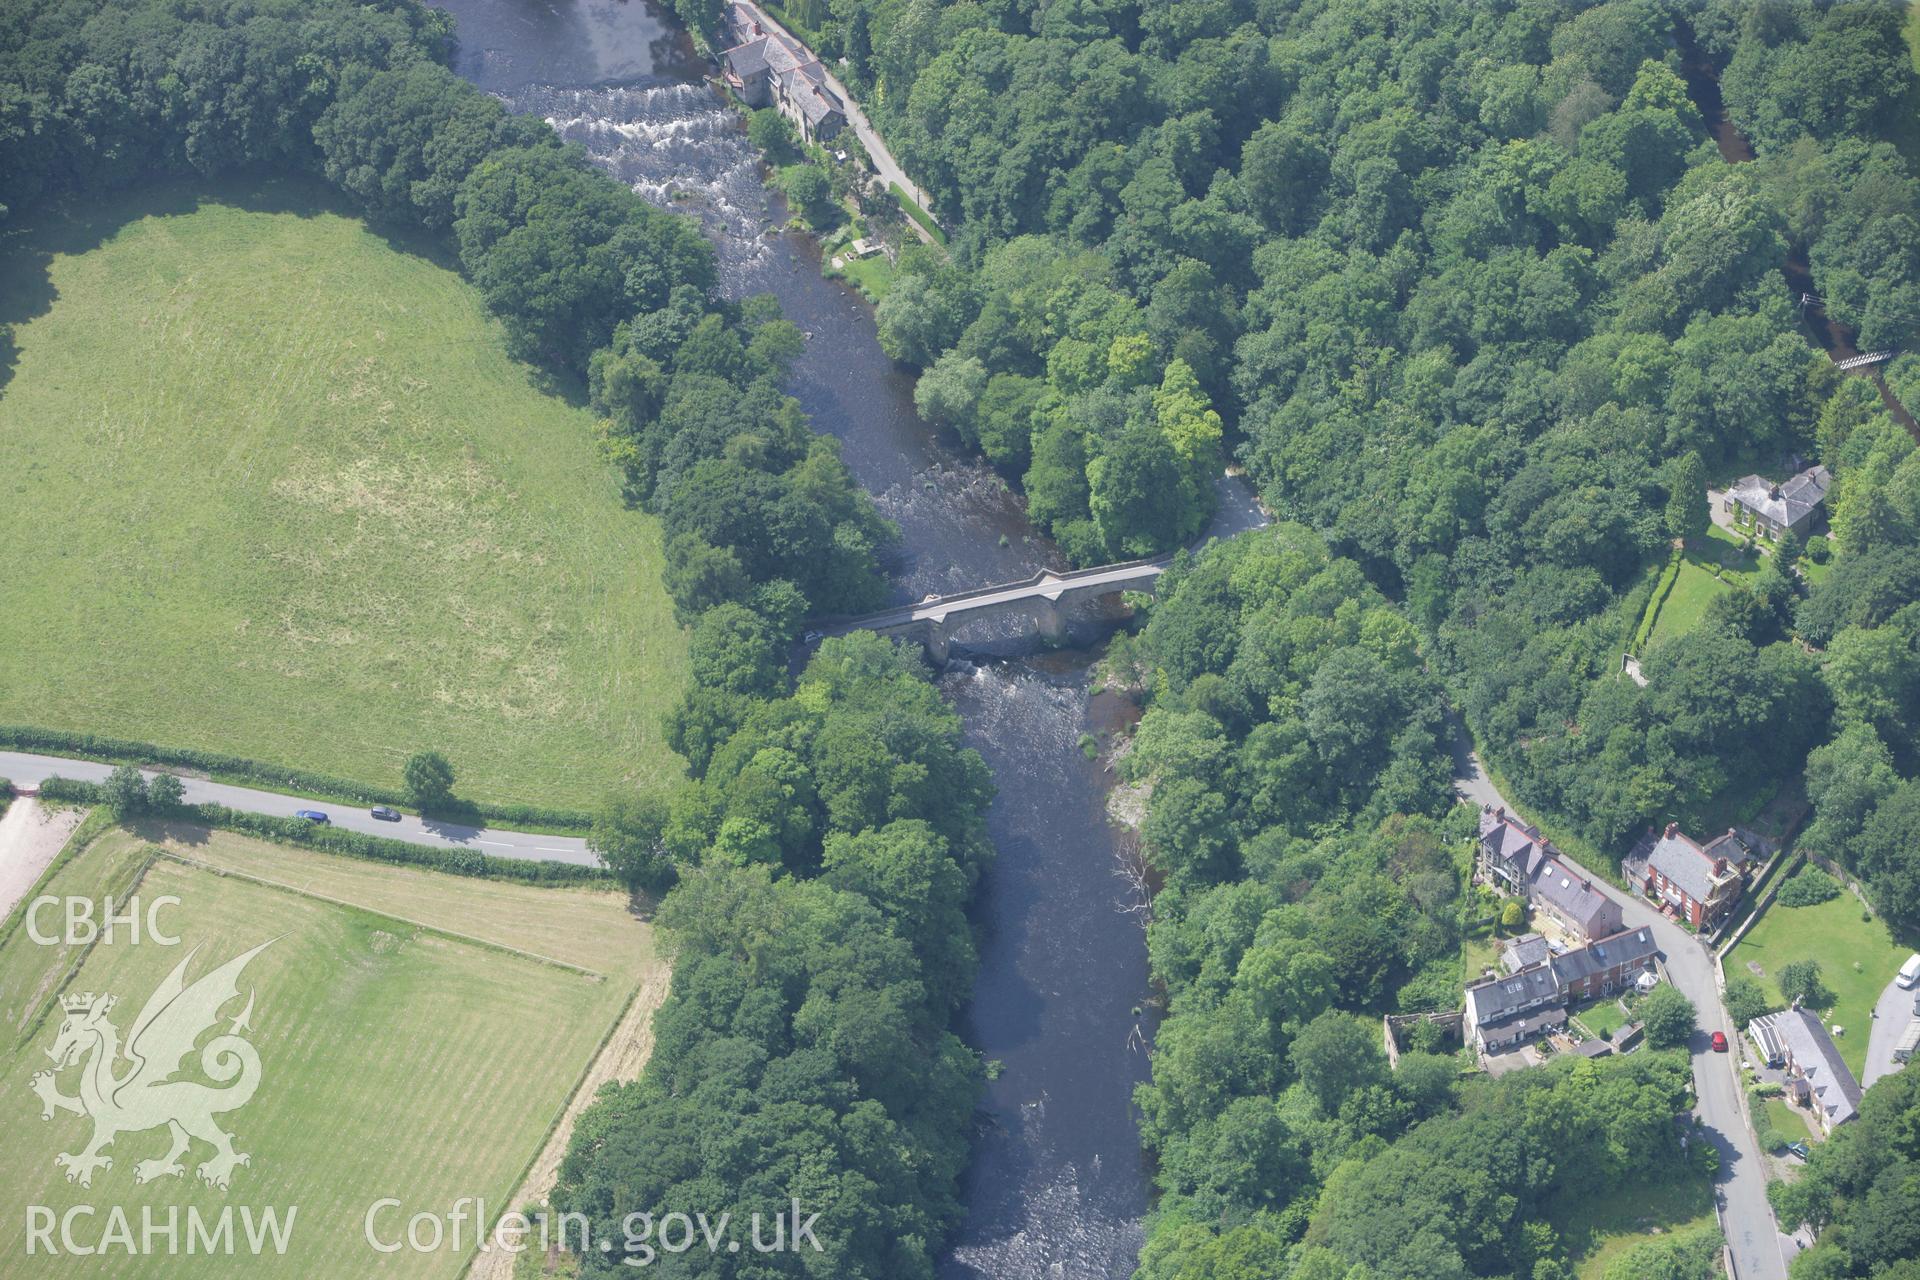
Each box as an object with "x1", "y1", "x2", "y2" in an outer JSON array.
[{"x1": 294, "y1": 809, "x2": 330, "y2": 824}]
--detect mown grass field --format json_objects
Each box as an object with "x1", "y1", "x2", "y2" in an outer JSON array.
[
  {"x1": 1642, "y1": 529, "x2": 1766, "y2": 652},
  {"x1": 0, "y1": 822, "x2": 660, "y2": 1277},
  {"x1": 0, "y1": 179, "x2": 687, "y2": 810},
  {"x1": 1729, "y1": 889, "x2": 1910, "y2": 1078},
  {"x1": 1646, "y1": 561, "x2": 1726, "y2": 650}
]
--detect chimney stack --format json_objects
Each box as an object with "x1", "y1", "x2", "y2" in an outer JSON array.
[{"x1": 1663, "y1": 821, "x2": 1679, "y2": 838}]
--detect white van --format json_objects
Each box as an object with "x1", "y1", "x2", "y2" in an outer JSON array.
[{"x1": 1899, "y1": 953, "x2": 1920, "y2": 990}]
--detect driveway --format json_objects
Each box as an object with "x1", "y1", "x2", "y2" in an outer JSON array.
[
  {"x1": 0, "y1": 751, "x2": 594, "y2": 867},
  {"x1": 1864, "y1": 968, "x2": 1918, "y2": 1089},
  {"x1": 1452, "y1": 735, "x2": 1789, "y2": 1280}
]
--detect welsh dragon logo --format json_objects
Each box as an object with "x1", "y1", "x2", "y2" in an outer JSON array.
[{"x1": 30, "y1": 940, "x2": 273, "y2": 1190}]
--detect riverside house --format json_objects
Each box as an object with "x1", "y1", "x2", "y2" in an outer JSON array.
[{"x1": 720, "y1": 3, "x2": 847, "y2": 144}]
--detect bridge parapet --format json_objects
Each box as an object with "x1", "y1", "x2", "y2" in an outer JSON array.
[{"x1": 816, "y1": 553, "x2": 1175, "y2": 659}]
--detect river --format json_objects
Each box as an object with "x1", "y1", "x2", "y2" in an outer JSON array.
[{"x1": 424, "y1": 2, "x2": 1266, "y2": 1275}]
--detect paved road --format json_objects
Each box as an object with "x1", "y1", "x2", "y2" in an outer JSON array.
[
  {"x1": 1452, "y1": 736, "x2": 1788, "y2": 1280},
  {"x1": 1864, "y1": 969, "x2": 1918, "y2": 1089},
  {"x1": 0, "y1": 751, "x2": 596, "y2": 867}
]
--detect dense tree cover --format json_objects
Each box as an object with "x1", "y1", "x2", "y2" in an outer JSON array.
[
  {"x1": 1771, "y1": 1068, "x2": 1920, "y2": 1279},
  {"x1": 683, "y1": 0, "x2": 1920, "y2": 1269},
  {"x1": 1105, "y1": 524, "x2": 1699, "y2": 1277},
  {"x1": 1136, "y1": 1001, "x2": 1695, "y2": 1279},
  {"x1": 757, "y1": 0, "x2": 1920, "y2": 879},
  {"x1": 1797, "y1": 380, "x2": 1920, "y2": 937},
  {"x1": 0, "y1": 0, "x2": 892, "y2": 634},
  {"x1": 556, "y1": 634, "x2": 994, "y2": 1277}
]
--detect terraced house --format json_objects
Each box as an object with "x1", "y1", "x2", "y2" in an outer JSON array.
[
  {"x1": 1749, "y1": 1007, "x2": 1862, "y2": 1133},
  {"x1": 1474, "y1": 805, "x2": 1622, "y2": 943},
  {"x1": 1463, "y1": 927, "x2": 1661, "y2": 1056}
]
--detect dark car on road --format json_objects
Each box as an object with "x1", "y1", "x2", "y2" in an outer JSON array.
[
  {"x1": 370, "y1": 806, "x2": 402, "y2": 822},
  {"x1": 294, "y1": 809, "x2": 329, "y2": 824}
]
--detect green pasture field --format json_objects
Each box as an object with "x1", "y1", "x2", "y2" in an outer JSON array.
[
  {"x1": 0, "y1": 822, "x2": 660, "y2": 1277},
  {"x1": 0, "y1": 179, "x2": 688, "y2": 810},
  {"x1": 1729, "y1": 889, "x2": 1909, "y2": 1078}
]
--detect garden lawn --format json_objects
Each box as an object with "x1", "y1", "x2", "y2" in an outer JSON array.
[
  {"x1": 1547, "y1": 1160, "x2": 1716, "y2": 1279},
  {"x1": 0, "y1": 179, "x2": 688, "y2": 811},
  {"x1": 830, "y1": 249, "x2": 897, "y2": 302},
  {"x1": 1727, "y1": 890, "x2": 1911, "y2": 1079},
  {"x1": 1695, "y1": 526, "x2": 1764, "y2": 582},
  {"x1": 1573, "y1": 995, "x2": 1632, "y2": 1041},
  {"x1": 1646, "y1": 561, "x2": 1730, "y2": 650},
  {"x1": 0, "y1": 823, "x2": 660, "y2": 1278},
  {"x1": 1761, "y1": 1095, "x2": 1818, "y2": 1147},
  {"x1": 1460, "y1": 928, "x2": 1502, "y2": 985}
]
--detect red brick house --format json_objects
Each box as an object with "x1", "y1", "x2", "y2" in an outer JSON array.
[{"x1": 1642, "y1": 822, "x2": 1750, "y2": 929}]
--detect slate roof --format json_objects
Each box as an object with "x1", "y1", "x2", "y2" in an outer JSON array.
[
  {"x1": 1647, "y1": 827, "x2": 1747, "y2": 907},
  {"x1": 720, "y1": 5, "x2": 844, "y2": 130},
  {"x1": 1467, "y1": 961, "x2": 1562, "y2": 1026},
  {"x1": 1484, "y1": 1004, "x2": 1567, "y2": 1042},
  {"x1": 1533, "y1": 859, "x2": 1622, "y2": 938},
  {"x1": 1751, "y1": 1008, "x2": 1862, "y2": 1127},
  {"x1": 1728, "y1": 465, "x2": 1831, "y2": 528},
  {"x1": 1480, "y1": 807, "x2": 1551, "y2": 881},
  {"x1": 1502, "y1": 933, "x2": 1551, "y2": 974},
  {"x1": 723, "y1": 36, "x2": 772, "y2": 79},
  {"x1": 1480, "y1": 807, "x2": 1621, "y2": 937},
  {"x1": 1552, "y1": 926, "x2": 1658, "y2": 986},
  {"x1": 780, "y1": 64, "x2": 843, "y2": 125}
]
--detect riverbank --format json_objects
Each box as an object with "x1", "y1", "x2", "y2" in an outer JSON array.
[
  {"x1": 722, "y1": 0, "x2": 940, "y2": 228},
  {"x1": 428, "y1": 4, "x2": 1168, "y2": 1274}
]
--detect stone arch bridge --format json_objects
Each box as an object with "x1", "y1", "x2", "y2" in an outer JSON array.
[{"x1": 819, "y1": 555, "x2": 1173, "y2": 662}]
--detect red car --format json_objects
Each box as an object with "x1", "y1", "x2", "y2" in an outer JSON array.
[{"x1": 1710, "y1": 1031, "x2": 1729, "y2": 1053}]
